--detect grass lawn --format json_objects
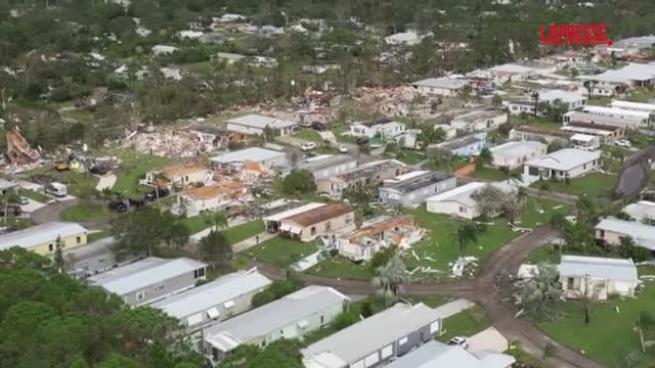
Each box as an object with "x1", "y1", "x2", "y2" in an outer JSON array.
[
  {"x1": 540, "y1": 278, "x2": 655, "y2": 367},
  {"x1": 180, "y1": 216, "x2": 212, "y2": 234},
  {"x1": 294, "y1": 128, "x2": 322, "y2": 142},
  {"x1": 531, "y1": 172, "x2": 617, "y2": 198},
  {"x1": 395, "y1": 150, "x2": 426, "y2": 165},
  {"x1": 527, "y1": 244, "x2": 561, "y2": 264},
  {"x1": 308, "y1": 256, "x2": 374, "y2": 280},
  {"x1": 106, "y1": 149, "x2": 173, "y2": 197},
  {"x1": 514, "y1": 116, "x2": 562, "y2": 131},
  {"x1": 242, "y1": 237, "x2": 318, "y2": 268},
  {"x1": 438, "y1": 306, "x2": 491, "y2": 342},
  {"x1": 60, "y1": 203, "x2": 110, "y2": 222},
  {"x1": 626, "y1": 87, "x2": 655, "y2": 103},
  {"x1": 403, "y1": 207, "x2": 518, "y2": 279},
  {"x1": 19, "y1": 189, "x2": 49, "y2": 203},
  {"x1": 473, "y1": 166, "x2": 509, "y2": 181},
  {"x1": 224, "y1": 220, "x2": 264, "y2": 245},
  {"x1": 1, "y1": 218, "x2": 33, "y2": 229},
  {"x1": 87, "y1": 230, "x2": 111, "y2": 242},
  {"x1": 520, "y1": 198, "x2": 569, "y2": 228}
]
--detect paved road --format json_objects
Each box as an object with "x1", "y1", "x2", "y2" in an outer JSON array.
[
  {"x1": 257, "y1": 226, "x2": 605, "y2": 368},
  {"x1": 30, "y1": 198, "x2": 110, "y2": 230}
]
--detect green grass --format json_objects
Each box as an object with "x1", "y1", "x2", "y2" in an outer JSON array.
[
  {"x1": 87, "y1": 230, "x2": 111, "y2": 242},
  {"x1": 527, "y1": 244, "x2": 561, "y2": 264},
  {"x1": 1, "y1": 217, "x2": 33, "y2": 229},
  {"x1": 626, "y1": 87, "x2": 655, "y2": 103},
  {"x1": 308, "y1": 257, "x2": 374, "y2": 280},
  {"x1": 60, "y1": 203, "x2": 110, "y2": 222},
  {"x1": 473, "y1": 166, "x2": 510, "y2": 181},
  {"x1": 106, "y1": 149, "x2": 173, "y2": 197},
  {"x1": 395, "y1": 150, "x2": 425, "y2": 165},
  {"x1": 294, "y1": 128, "x2": 322, "y2": 142},
  {"x1": 514, "y1": 116, "x2": 562, "y2": 131},
  {"x1": 531, "y1": 173, "x2": 617, "y2": 198},
  {"x1": 438, "y1": 306, "x2": 491, "y2": 342},
  {"x1": 179, "y1": 216, "x2": 212, "y2": 234},
  {"x1": 587, "y1": 96, "x2": 612, "y2": 106},
  {"x1": 520, "y1": 198, "x2": 569, "y2": 228},
  {"x1": 224, "y1": 220, "x2": 265, "y2": 244},
  {"x1": 403, "y1": 207, "x2": 517, "y2": 279},
  {"x1": 18, "y1": 189, "x2": 49, "y2": 203},
  {"x1": 540, "y1": 280, "x2": 655, "y2": 367},
  {"x1": 242, "y1": 237, "x2": 318, "y2": 267}
]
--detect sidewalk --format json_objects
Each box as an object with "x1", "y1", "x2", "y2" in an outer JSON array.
[
  {"x1": 232, "y1": 232, "x2": 277, "y2": 253},
  {"x1": 433, "y1": 298, "x2": 474, "y2": 319}
]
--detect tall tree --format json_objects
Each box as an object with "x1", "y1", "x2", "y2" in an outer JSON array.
[
  {"x1": 371, "y1": 253, "x2": 408, "y2": 306},
  {"x1": 457, "y1": 222, "x2": 479, "y2": 256},
  {"x1": 518, "y1": 264, "x2": 561, "y2": 322},
  {"x1": 199, "y1": 231, "x2": 232, "y2": 266}
]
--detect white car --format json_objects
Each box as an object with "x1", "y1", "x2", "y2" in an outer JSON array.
[
  {"x1": 614, "y1": 139, "x2": 632, "y2": 148},
  {"x1": 301, "y1": 142, "x2": 317, "y2": 151},
  {"x1": 338, "y1": 145, "x2": 349, "y2": 153},
  {"x1": 447, "y1": 336, "x2": 469, "y2": 349}
]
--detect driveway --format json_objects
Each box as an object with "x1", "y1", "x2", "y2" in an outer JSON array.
[
  {"x1": 30, "y1": 199, "x2": 110, "y2": 230},
  {"x1": 256, "y1": 226, "x2": 605, "y2": 368}
]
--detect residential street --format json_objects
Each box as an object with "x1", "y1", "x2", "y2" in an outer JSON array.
[{"x1": 257, "y1": 226, "x2": 605, "y2": 368}]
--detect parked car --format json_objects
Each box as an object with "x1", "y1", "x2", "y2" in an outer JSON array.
[
  {"x1": 614, "y1": 139, "x2": 632, "y2": 148},
  {"x1": 45, "y1": 182, "x2": 68, "y2": 198},
  {"x1": 19, "y1": 197, "x2": 29, "y2": 205},
  {"x1": 338, "y1": 145, "x2": 349, "y2": 153},
  {"x1": 447, "y1": 336, "x2": 469, "y2": 349},
  {"x1": 301, "y1": 142, "x2": 317, "y2": 151}
]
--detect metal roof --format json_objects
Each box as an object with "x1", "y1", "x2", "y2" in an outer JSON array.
[
  {"x1": 489, "y1": 140, "x2": 546, "y2": 159},
  {"x1": 204, "y1": 286, "x2": 349, "y2": 352},
  {"x1": 302, "y1": 303, "x2": 442, "y2": 368},
  {"x1": 453, "y1": 109, "x2": 503, "y2": 123},
  {"x1": 227, "y1": 114, "x2": 296, "y2": 129},
  {"x1": 382, "y1": 170, "x2": 453, "y2": 194},
  {"x1": 385, "y1": 341, "x2": 501, "y2": 368},
  {"x1": 582, "y1": 105, "x2": 651, "y2": 120},
  {"x1": 298, "y1": 155, "x2": 356, "y2": 173},
  {"x1": 524, "y1": 148, "x2": 600, "y2": 171},
  {"x1": 427, "y1": 182, "x2": 515, "y2": 208},
  {"x1": 623, "y1": 201, "x2": 655, "y2": 222},
  {"x1": 0, "y1": 222, "x2": 88, "y2": 251},
  {"x1": 610, "y1": 100, "x2": 655, "y2": 113},
  {"x1": 565, "y1": 111, "x2": 643, "y2": 127},
  {"x1": 88, "y1": 257, "x2": 207, "y2": 296},
  {"x1": 560, "y1": 255, "x2": 639, "y2": 283},
  {"x1": 436, "y1": 133, "x2": 486, "y2": 151},
  {"x1": 150, "y1": 268, "x2": 271, "y2": 319},
  {"x1": 595, "y1": 217, "x2": 655, "y2": 250},
  {"x1": 263, "y1": 202, "x2": 327, "y2": 222},
  {"x1": 538, "y1": 89, "x2": 587, "y2": 104},
  {"x1": 210, "y1": 147, "x2": 286, "y2": 164},
  {"x1": 411, "y1": 77, "x2": 469, "y2": 90}
]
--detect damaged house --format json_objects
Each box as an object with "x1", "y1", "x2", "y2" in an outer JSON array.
[{"x1": 176, "y1": 181, "x2": 251, "y2": 217}]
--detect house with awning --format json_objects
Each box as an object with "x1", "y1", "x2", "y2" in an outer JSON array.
[{"x1": 278, "y1": 203, "x2": 355, "y2": 242}]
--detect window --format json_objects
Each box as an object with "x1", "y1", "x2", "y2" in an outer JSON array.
[
  {"x1": 320, "y1": 315, "x2": 325, "y2": 324},
  {"x1": 528, "y1": 167, "x2": 539, "y2": 176},
  {"x1": 223, "y1": 300, "x2": 235, "y2": 309},
  {"x1": 194, "y1": 268, "x2": 206, "y2": 279},
  {"x1": 567, "y1": 277, "x2": 574, "y2": 289},
  {"x1": 76, "y1": 236, "x2": 81, "y2": 244},
  {"x1": 430, "y1": 320, "x2": 440, "y2": 334},
  {"x1": 398, "y1": 336, "x2": 408, "y2": 346},
  {"x1": 136, "y1": 291, "x2": 146, "y2": 301},
  {"x1": 381, "y1": 345, "x2": 393, "y2": 359},
  {"x1": 364, "y1": 353, "x2": 379, "y2": 367},
  {"x1": 48, "y1": 243, "x2": 54, "y2": 252},
  {"x1": 310, "y1": 227, "x2": 316, "y2": 235},
  {"x1": 206, "y1": 307, "x2": 220, "y2": 320}
]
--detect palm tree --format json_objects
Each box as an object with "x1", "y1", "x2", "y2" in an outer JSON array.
[
  {"x1": 371, "y1": 253, "x2": 409, "y2": 306},
  {"x1": 457, "y1": 223, "x2": 479, "y2": 256},
  {"x1": 204, "y1": 211, "x2": 228, "y2": 232}
]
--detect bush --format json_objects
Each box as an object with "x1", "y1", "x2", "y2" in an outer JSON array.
[{"x1": 282, "y1": 169, "x2": 316, "y2": 196}]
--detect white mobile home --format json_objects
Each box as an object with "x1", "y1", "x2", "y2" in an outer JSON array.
[
  {"x1": 523, "y1": 148, "x2": 601, "y2": 182},
  {"x1": 226, "y1": 114, "x2": 296, "y2": 136},
  {"x1": 560, "y1": 255, "x2": 640, "y2": 300},
  {"x1": 426, "y1": 182, "x2": 517, "y2": 220},
  {"x1": 489, "y1": 141, "x2": 547, "y2": 169}
]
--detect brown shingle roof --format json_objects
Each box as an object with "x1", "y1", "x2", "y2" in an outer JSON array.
[{"x1": 284, "y1": 203, "x2": 353, "y2": 227}]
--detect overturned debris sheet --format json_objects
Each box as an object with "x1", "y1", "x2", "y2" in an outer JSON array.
[{"x1": 6, "y1": 127, "x2": 41, "y2": 165}]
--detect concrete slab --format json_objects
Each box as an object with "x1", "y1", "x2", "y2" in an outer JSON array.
[{"x1": 467, "y1": 327, "x2": 509, "y2": 354}]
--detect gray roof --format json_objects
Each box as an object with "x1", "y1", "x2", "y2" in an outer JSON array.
[
  {"x1": 302, "y1": 303, "x2": 442, "y2": 367},
  {"x1": 427, "y1": 182, "x2": 515, "y2": 208},
  {"x1": 0, "y1": 222, "x2": 88, "y2": 251},
  {"x1": 385, "y1": 340, "x2": 513, "y2": 368},
  {"x1": 382, "y1": 171, "x2": 453, "y2": 194},
  {"x1": 412, "y1": 77, "x2": 468, "y2": 90},
  {"x1": 538, "y1": 89, "x2": 587, "y2": 104},
  {"x1": 227, "y1": 114, "x2": 296, "y2": 129},
  {"x1": 595, "y1": 217, "x2": 655, "y2": 250},
  {"x1": 88, "y1": 257, "x2": 206, "y2": 296},
  {"x1": 565, "y1": 111, "x2": 644, "y2": 127},
  {"x1": 298, "y1": 154, "x2": 356, "y2": 173},
  {"x1": 524, "y1": 148, "x2": 600, "y2": 171},
  {"x1": 584, "y1": 63, "x2": 655, "y2": 83},
  {"x1": 436, "y1": 133, "x2": 485, "y2": 151},
  {"x1": 210, "y1": 147, "x2": 286, "y2": 164},
  {"x1": 150, "y1": 269, "x2": 271, "y2": 319},
  {"x1": 489, "y1": 141, "x2": 546, "y2": 159},
  {"x1": 453, "y1": 109, "x2": 503, "y2": 123},
  {"x1": 204, "y1": 286, "x2": 349, "y2": 352},
  {"x1": 560, "y1": 255, "x2": 639, "y2": 283}
]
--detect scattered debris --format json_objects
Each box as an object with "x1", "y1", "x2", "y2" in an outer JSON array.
[{"x1": 6, "y1": 127, "x2": 41, "y2": 165}]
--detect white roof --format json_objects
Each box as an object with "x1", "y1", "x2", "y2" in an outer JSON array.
[
  {"x1": 0, "y1": 178, "x2": 17, "y2": 190},
  {"x1": 426, "y1": 182, "x2": 515, "y2": 208},
  {"x1": 301, "y1": 303, "x2": 442, "y2": 367},
  {"x1": 623, "y1": 201, "x2": 655, "y2": 222},
  {"x1": 525, "y1": 148, "x2": 600, "y2": 171},
  {"x1": 595, "y1": 217, "x2": 655, "y2": 250},
  {"x1": 385, "y1": 341, "x2": 503, "y2": 368},
  {"x1": 489, "y1": 141, "x2": 546, "y2": 159},
  {"x1": 570, "y1": 133, "x2": 596, "y2": 143},
  {"x1": 538, "y1": 89, "x2": 586, "y2": 104},
  {"x1": 263, "y1": 202, "x2": 326, "y2": 222},
  {"x1": 0, "y1": 222, "x2": 88, "y2": 251},
  {"x1": 610, "y1": 100, "x2": 655, "y2": 113},
  {"x1": 227, "y1": 114, "x2": 296, "y2": 129},
  {"x1": 210, "y1": 147, "x2": 286, "y2": 164},
  {"x1": 490, "y1": 63, "x2": 534, "y2": 74},
  {"x1": 204, "y1": 286, "x2": 349, "y2": 352},
  {"x1": 582, "y1": 105, "x2": 651, "y2": 120},
  {"x1": 412, "y1": 77, "x2": 469, "y2": 90},
  {"x1": 560, "y1": 255, "x2": 639, "y2": 283},
  {"x1": 584, "y1": 62, "x2": 655, "y2": 83},
  {"x1": 149, "y1": 269, "x2": 271, "y2": 319},
  {"x1": 88, "y1": 257, "x2": 207, "y2": 296}
]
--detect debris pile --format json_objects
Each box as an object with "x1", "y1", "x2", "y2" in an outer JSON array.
[
  {"x1": 123, "y1": 129, "x2": 216, "y2": 157},
  {"x1": 6, "y1": 127, "x2": 41, "y2": 165}
]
